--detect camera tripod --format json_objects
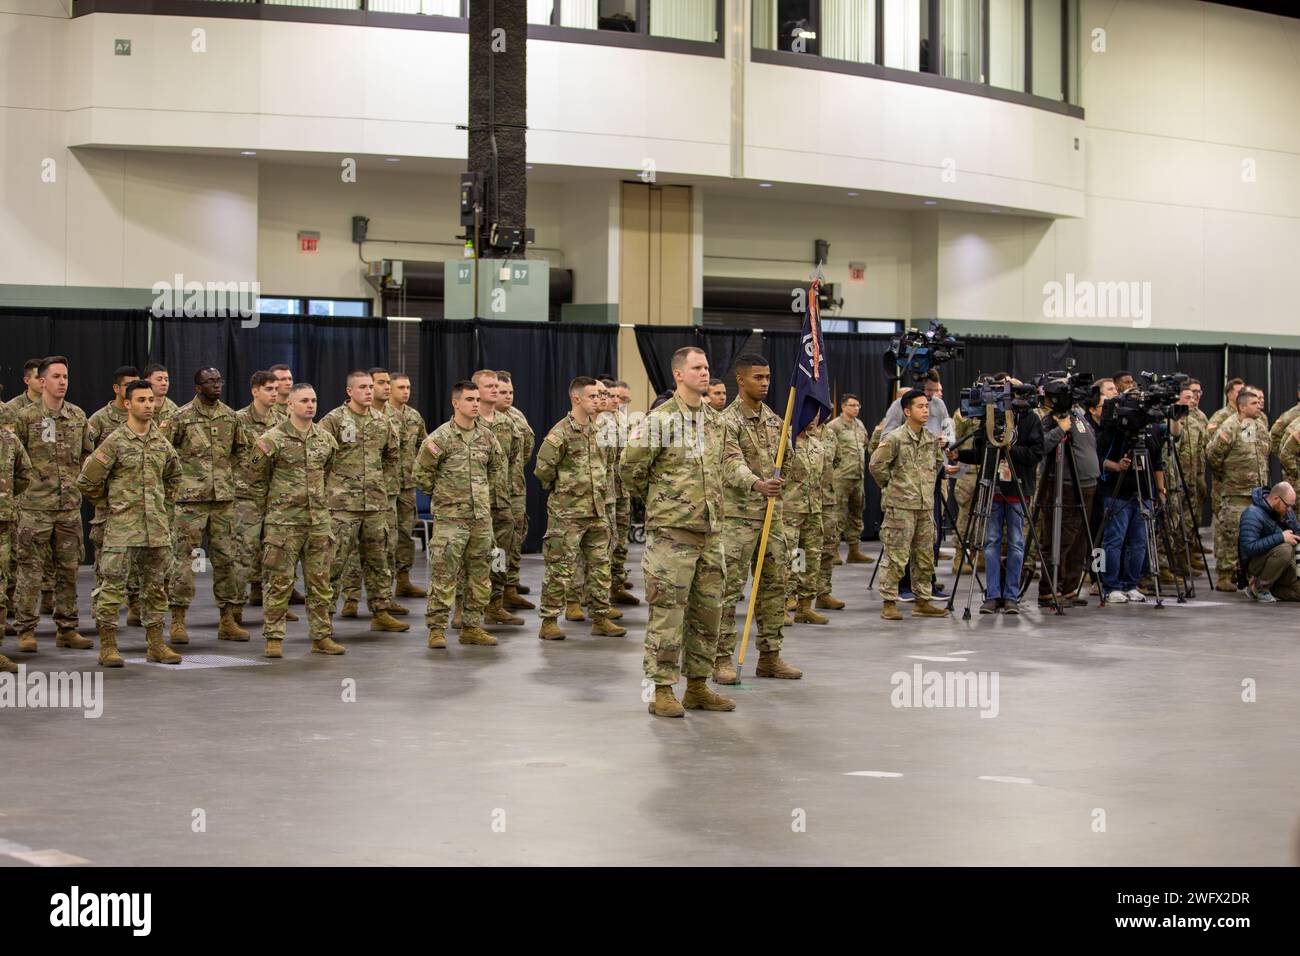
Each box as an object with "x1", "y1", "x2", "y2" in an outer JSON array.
[
  {"x1": 947, "y1": 405, "x2": 1049, "y2": 620},
  {"x1": 1153, "y1": 424, "x2": 1214, "y2": 596},
  {"x1": 1023, "y1": 413, "x2": 1107, "y2": 614}
]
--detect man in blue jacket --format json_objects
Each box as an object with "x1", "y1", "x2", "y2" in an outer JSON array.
[{"x1": 1238, "y1": 482, "x2": 1300, "y2": 601}]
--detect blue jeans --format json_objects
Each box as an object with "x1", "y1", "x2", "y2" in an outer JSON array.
[
  {"x1": 1101, "y1": 497, "x2": 1149, "y2": 592},
  {"x1": 984, "y1": 498, "x2": 1026, "y2": 600}
]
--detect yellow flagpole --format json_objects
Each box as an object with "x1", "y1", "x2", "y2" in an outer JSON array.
[{"x1": 736, "y1": 385, "x2": 797, "y2": 674}]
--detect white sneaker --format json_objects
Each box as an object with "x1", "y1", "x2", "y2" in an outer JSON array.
[
  {"x1": 1125, "y1": 588, "x2": 1147, "y2": 603},
  {"x1": 1106, "y1": 590, "x2": 1129, "y2": 604}
]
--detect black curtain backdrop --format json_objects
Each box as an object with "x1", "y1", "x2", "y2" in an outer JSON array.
[
  {"x1": 633, "y1": 326, "x2": 699, "y2": 396},
  {"x1": 1012, "y1": 340, "x2": 1068, "y2": 381},
  {"x1": 478, "y1": 319, "x2": 618, "y2": 552},
  {"x1": 1174, "y1": 344, "x2": 1225, "y2": 411},
  {"x1": 824, "y1": 331, "x2": 893, "y2": 536},
  {"x1": 760, "y1": 330, "x2": 804, "y2": 420},
  {"x1": 1269, "y1": 348, "x2": 1300, "y2": 423},
  {"x1": 416, "y1": 319, "x2": 479, "y2": 430},
  {"x1": 1126, "y1": 343, "x2": 1178, "y2": 377},
  {"x1": 943, "y1": 336, "x2": 1013, "y2": 403},
  {"x1": 698, "y1": 328, "x2": 759, "y2": 401},
  {"x1": 1227, "y1": 345, "x2": 1270, "y2": 406},
  {"x1": 1, "y1": 308, "x2": 151, "y2": 411},
  {"x1": 1062, "y1": 340, "x2": 1126, "y2": 383}
]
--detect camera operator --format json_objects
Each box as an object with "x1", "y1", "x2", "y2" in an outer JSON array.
[
  {"x1": 1037, "y1": 385, "x2": 1100, "y2": 607},
  {"x1": 1097, "y1": 394, "x2": 1167, "y2": 604},
  {"x1": 953, "y1": 375, "x2": 1043, "y2": 614},
  {"x1": 1238, "y1": 482, "x2": 1300, "y2": 602}
]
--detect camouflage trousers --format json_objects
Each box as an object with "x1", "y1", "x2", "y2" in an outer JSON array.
[
  {"x1": 952, "y1": 472, "x2": 979, "y2": 564},
  {"x1": 781, "y1": 509, "x2": 823, "y2": 601},
  {"x1": 540, "y1": 514, "x2": 611, "y2": 621},
  {"x1": 426, "y1": 518, "x2": 493, "y2": 629},
  {"x1": 611, "y1": 492, "x2": 631, "y2": 583},
  {"x1": 817, "y1": 498, "x2": 840, "y2": 596},
  {"x1": 836, "y1": 478, "x2": 865, "y2": 545},
  {"x1": 878, "y1": 507, "x2": 935, "y2": 602},
  {"x1": 567, "y1": 504, "x2": 615, "y2": 604},
  {"x1": 395, "y1": 488, "x2": 417, "y2": 575},
  {"x1": 89, "y1": 521, "x2": 140, "y2": 615},
  {"x1": 262, "y1": 524, "x2": 333, "y2": 641},
  {"x1": 341, "y1": 498, "x2": 398, "y2": 603},
  {"x1": 168, "y1": 500, "x2": 241, "y2": 610},
  {"x1": 718, "y1": 514, "x2": 787, "y2": 659},
  {"x1": 506, "y1": 495, "x2": 528, "y2": 588},
  {"x1": 233, "y1": 496, "x2": 266, "y2": 601},
  {"x1": 489, "y1": 504, "x2": 517, "y2": 602},
  {"x1": 330, "y1": 509, "x2": 394, "y2": 611},
  {"x1": 14, "y1": 509, "x2": 82, "y2": 633},
  {"x1": 95, "y1": 546, "x2": 168, "y2": 630},
  {"x1": 642, "y1": 527, "x2": 723, "y2": 686},
  {"x1": 6, "y1": 530, "x2": 52, "y2": 623},
  {"x1": 1213, "y1": 493, "x2": 1252, "y2": 581},
  {"x1": 0, "y1": 520, "x2": 12, "y2": 626}
]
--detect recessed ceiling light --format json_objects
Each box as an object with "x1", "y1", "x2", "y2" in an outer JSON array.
[
  {"x1": 759, "y1": 182, "x2": 773, "y2": 188},
  {"x1": 384, "y1": 157, "x2": 400, "y2": 162},
  {"x1": 923, "y1": 200, "x2": 937, "y2": 205},
  {"x1": 240, "y1": 150, "x2": 256, "y2": 156},
  {"x1": 847, "y1": 192, "x2": 859, "y2": 197}
]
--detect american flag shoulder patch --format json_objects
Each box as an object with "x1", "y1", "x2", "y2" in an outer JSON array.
[
  {"x1": 544, "y1": 432, "x2": 562, "y2": 446},
  {"x1": 93, "y1": 449, "x2": 110, "y2": 465},
  {"x1": 425, "y1": 437, "x2": 442, "y2": 455},
  {"x1": 256, "y1": 438, "x2": 273, "y2": 454}
]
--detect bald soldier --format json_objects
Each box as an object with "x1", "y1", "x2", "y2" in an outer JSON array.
[
  {"x1": 622, "y1": 347, "x2": 753, "y2": 718},
  {"x1": 1207, "y1": 387, "x2": 1272, "y2": 592},
  {"x1": 247, "y1": 383, "x2": 346, "y2": 658},
  {"x1": 415, "y1": 379, "x2": 508, "y2": 650},
  {"x1": 77, "y1": 380, "x2": 182, "y2": 667},
  {"x1": 713, "y1": 353, "x2": 799, "y2": 686},
  {"x1": 534, "y1": 376, "x2": 625, "y2": 641}
]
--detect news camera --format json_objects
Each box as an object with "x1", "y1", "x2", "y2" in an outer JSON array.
[
  {"x1": 1034, "y1": 361, "x2": 1095, "y2": 417},
  {"x1": 1102, "y1": 370, "x2": 1190, "y2": 435},
  {"x1": 959, "y1": 375, "x2": 1039, "y2": 420},
  {"x1": 883, "y1": 321, "x2": 963, "y2": 384}
]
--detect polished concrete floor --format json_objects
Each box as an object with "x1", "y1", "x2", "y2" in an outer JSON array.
[{"x1": 2, "y1": 541, "x2": 1297, "y2": 867}]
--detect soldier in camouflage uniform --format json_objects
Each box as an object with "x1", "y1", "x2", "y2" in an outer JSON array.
[
  {"x1": 621, "y1": 347, "x2": 753, "y2": 718},
  {"x1": 4, "y1": 360, "x2": 51, "y2": 629},
  {"x1": 77, "y1": 380, "x2": 182, "y2": 667},
  {"x1": 827, "y1": 396, "x2": 872, "y2": 564},
  {"x1": 0, "y1": 425, "x2": 33, "y2": 673},
  {"x1": 608, "y1": 380, "x2": 638, "y2": 603},
  {"x1": 319, "y1": 370, "x2": 408, "y2": 632},
  {"x1": 13, "y1": 357, "x2": 93, "y2": 653},
  {"x1": 496, "y1": 372, "x2": 536, "y2": 610},
  {"x1": 234, "y1": 371, "x2": 292, "y2": 621},
  {"x1": 815, "y1": 415, "x2": 847, "y2": 609},
  {"x1": 87, "y1": 366, "x2": 142, "y2": 625},
  {"x1": 143, "y1": 364, "x2": 182, "y2": 425},
  {"x1": 782, "y1": 420, "x2": 829, "y2": 625},
  {"x1": 390, "y1": 373, "x2": 428, "y2": 599},
  {"x1": 1181, "y1": 380, "x2": 1212, "y2": 571},
  {"x1": 1269, "y1": 383, "x2": 1300, "y2": 487},
  {"x1": 1165, "y1": 385, "x2": 1208, "y2": 575},
  {"x1": 948, "y1": 411, "x2": 983, "y2": 573},
  {"x1": 1207, "y1": 387, "x2": 1272, "y2": 591},
  {"x1": 534, "y1": 377, "x2": 625, "y2": 641},
  {"x1": 247, "y1": 383, "x2": 346, "y2": 658},
  {"x1": 414, "y1": 379, "x2": 508, "y2": 649},
  {"x1": 161, "y1": 368, "x2": 249, "y2": 644},
  {"x1": 713, "y1": 353, "x2": 799, "y2": 685},
  {"x1": 471, "y1": 370, "x2": 527, "y2": 628},
  {"x1": 869, "y1": 389, "x2": 951, "y2": 620},
  {"x1": 269, "y1": 364, "x2": 294, "y2": 420}
]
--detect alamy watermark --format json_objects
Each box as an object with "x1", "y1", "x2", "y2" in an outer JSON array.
[
  {"x1": 1042, "y1": 273, "x2": 1152, "y2": 329},
  {"x1": 1, "y1": 666, "x2": 103, "y2": 718},
  {"x1": 890, "y1": 664, "x2": 1000, "y2": 718},
  {"x1": 151, "y1": 273, "x2": 261, "y2": 329}
]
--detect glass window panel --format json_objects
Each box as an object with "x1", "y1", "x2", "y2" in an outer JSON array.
[
  {"x1": 774, "y1": 0, "x2": 816, "y2": 55},
  {"x1": 256, "y1": 298, "x2": 302, "y2": 315},
  {"x1": 1066, "y1": 0, "x2": 1080, "y2": 105},
  {"x1": 1031, "y1": 0, "x2": 1063, "y2": 100},
  {"x1": 822, "y1": 0, "x2": 876, "y2": 64},
  {"x1": 989, "y1": 0, "x2": 1025, "y2": 91},
  {"x1": 753, "y1": 0, "x2": 777, "y2": 50},
  {"x1": 371, "y1": 0, "x2": 461, "y2": 12},
  {"x1": 308, "y1": 299, "x2": 370, "y2": 317},
  {"x1": 561, "y1": 0, "x2": 598, "y2": 28},
  {"x1": 940, "y1": 0, "x2": 983, "y2": 83},
  {"x1": 526, "y1": 0, "x2": 555, "y2": 24},
  {"x1": 598, "y1": 0, "x2": 637, "y2": 32},
  {"x1": 650, "y1": 0, "x2": 715, "y2": 42},
  {"x1": 263, "y1": 0, "x2": 360, "y2": 8},
  {"x1": 883, "y1": 0, "x2": 921, "y2": 72}
]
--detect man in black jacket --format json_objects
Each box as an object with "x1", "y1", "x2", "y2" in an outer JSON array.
[
  {"x1": 1097, "y1": 414, "x2": 1166, "y2": 603},
  {"x1": 953, "y1": 379, "x2": 1044, "y2": 614},
  {"x1": 1038, "y1": 398, "x2": 1101, "y2": 606}
]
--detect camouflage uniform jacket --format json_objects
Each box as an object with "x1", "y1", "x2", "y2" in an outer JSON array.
[
  {"x1": 781, "y1": 431, "x2": 826, "y2": 515},
  {"x1": 0, "y1": 431, "x2": 34, "y2": 522},
  {"x1": 819, "y1": 427, "x2": 839, "y2": 508},
  {"x1": 504, "y1": 405, "x2": 534, "y2": 498},
  {"x1": 534, "y1": 413, "x2": 606, "y2": 520},
  {"x1": 15, "y1": 400, "x2": 91, "y2": 511},
  {"x1": 87, "y1": 400, "x2": 129, "y2": 449},
  {"x1": 235, "y1": 402, "x2": 280, "y2": 500},
  {"x1": 720, "y1": 398, "x2": 783, "y2": 522},
  {"x1": 1206, "y1": 413, "x2": 1271, "y2": 495},
  {"x1": 413, "y1": 419, "x2": 507, "y2": 522},
  {"x1": 248, "y1": 420, "x2": 338, "y2": 530},
  {"x1": 1269, "y1": 402, "x2": 1300, "y2": 459},
  {"x1": 375, "y1": 402, "x2": 403, "y2": 497},
  {"x1": 1176, "y1": 408, "x2": 1209, "y2": 491},
  {"x1": 392, "y1": 403, "x2": 428, "y2": 491},
  {"x1": 827, "y1": 414, "x2": 867, "y2": 482},
  {"x1": 869, "y1": 423, "x2": 944, "y2": 511},
  {"x1": 163, "y1": 398, "x2": 243, "y2": 503},
  {"x1": 479, "y1": 410, "x2": 520, "y2": 510},
  {"x1": 76, "y1": 422, "x2": 180, "y2": 548},
  {"x1": 5, "y1": 393, "x2": 37, "y2": 413},
  {"x1": 319, "y1": 403, "x2": 398, "y2": 512},
  {"x1": 154, "y1": 395, "x2": 181, "y2": 426}
]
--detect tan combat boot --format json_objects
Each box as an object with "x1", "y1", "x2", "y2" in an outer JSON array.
[
  {"x1": 17, "y1": 631, "x2": 37, "y2": 653},
  {"x1": 503, "y1": 585, "x2": 535, "y2": 610},
  {"x1": 683, "y1": 677, "x2": 736, "y2": 711},
  {"x1": 371, "y1": 610, "x2": 410, "y2": 632},
  {"x1": 145, "y1": 624, "x2": 182, "y2": 664},
  {"x1": 815, "y1": 592, "x2": 846, "y2": 610},
  {"x1": 1159, "y1": 568, "x2": 1178, "y2": 586},
  {"x1": 56, "y1": 627, "x2": 93, "y2": 650},
  {"x1": 610, "y1": 585, "x2": 640, "y2": 606},
  {"x1": 263, "y1": 637, "x2": 283, "y2": 659},
  {"x1": 0, "y1": 653, "x2": 16, "y2": 674},
  {"x1": 484, "y1": 596, "x2": 525, "y2": 626},
  {"x1": 785, "y1": 595, "x2": 797, "y2": 612},
  {"x1": 564, "y1": 601, "x2": 586, "y2": 622},
  {"x1": 591, "y1": 614, "x2": 627, "y2": 637},
  {"x1": 914, "y1": 599, "x2": 951, "y2": 618},
  {"x1": 396, "y1": 571, "x2": 427, "y2": 598},
  {"x1": 312, "y1": 636, "x2": 347, "y2": 655},
  {"x1": 794, "y1": 597, "x2": 829, "y2": 625},
  {"x1": 286, "y1": 608, "x2": 300, "y2": 622},
  {"x1": 881, "y1": 600, "x2": 903, "y2": 620},
  {"x1": 847, "y1": 544, "x2": 874, "y2": 564},
  {"x1": 833, "y1": 553, "x2": 844, "y2": 566},
  {"x1": 340, "y1": 598, "x2": 359, "y2": 618},
  {"x1": 1215, "y1": 575, "x2": 1238, "y2": 593},
  {"x1": 248, "y1": 583, "x2": 263, "y2": 607},
  {"x1": 426, "y1": 627, "x2": 447, "y2": 649},
  {"x1": 218, "y1": 606, "x2": 251, "y2": 642},
  {"x1": 712, "y1": 656, "x2": 739, "y2": 685},
  {"x1": 458, "y1": 625, "x2": 498, "y2": 646},
  {"x1": 756, "y1": 651, "x2": 802, "y2": 679},
  {"x1": 648, "y1": 684, "x2": 684, "y2": 718},
  {"x1": 382, "y1": 601, "x2": 410, "y2": 616},
  {"x1": 97, "y1": 626, "x2": 124, "y2": 668},
  {"x1": 126, "y1": 599, "x2": 142, "y2": 626},
  {"x1": 40, "y1": 590, "x2": 54, "y2": 615},
  {"x1": 538, "y1": 618, "x2": 566, "y2": 641},
  {"x1": 169, "y1": 606, "x2": 189, "y2": 645},
  {"x1": 515, "y1": 583, "x2": 531, "y2": 595},
  {"x1": 233, "y1": 605, "x2": 244, "y2": 626}
]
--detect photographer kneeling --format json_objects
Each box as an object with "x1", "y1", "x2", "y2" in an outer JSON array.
[
  {"x1": 955, "y1": 376, "x2": 1043, "y2": 614},
  {"x1": 1098, "y1": 395, "x2": 1167, "y2": 604},
  {"x1": 1238, "y1": 482, "x2": 1300, "y2": 602}
]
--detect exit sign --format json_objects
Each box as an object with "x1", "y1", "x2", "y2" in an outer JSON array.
[{"x1": 298, "y1": 231, "x2": 320, "y2": 254}]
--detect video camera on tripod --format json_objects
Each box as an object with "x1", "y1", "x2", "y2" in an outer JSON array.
[
  {"x1": 883, "y1": 321, "x2": 963, "y2": 384},
  {"x1": 1103, "y1": 370, "x2": 1190, "y2": 435},
  {"x1": 1034, "y1": 362, "x2": 1095, "y2": 417},
  {"x1": 959, "y1": 376, "x2": 1038, "y2": 421}
]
